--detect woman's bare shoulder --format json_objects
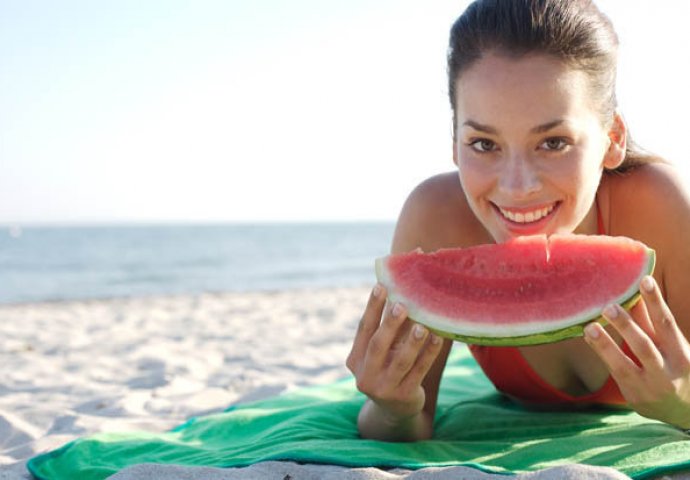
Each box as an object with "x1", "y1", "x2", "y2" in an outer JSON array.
[
  {"x1": 608, "y1": 163, "x2": 690, "y2": 241},
  {"x1": 608, "y1": 163, "x2": 690, "y2": 307},
  {"x1": 404, "y1": 172, "x2": 465, "y2": 212},
  {"x1": 390, "y1": 172, "x2": 487, "y2": 253}
]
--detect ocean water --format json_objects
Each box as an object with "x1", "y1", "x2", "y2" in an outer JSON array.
[{"x1": 0, "y1": 223, "x2": 395, "y2": 304}]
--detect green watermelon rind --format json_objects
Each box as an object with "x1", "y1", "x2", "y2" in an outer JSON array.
[
  {"x1": 376, "y1": 244, "x2": 655, "y2": 347},
  {"x1": 430, "y1": 292, "x2": 642, "y2": 346}
]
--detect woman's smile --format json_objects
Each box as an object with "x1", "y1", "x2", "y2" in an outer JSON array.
[{"x1": 491, "y1": 201, "x2": 561, "y2": 234}]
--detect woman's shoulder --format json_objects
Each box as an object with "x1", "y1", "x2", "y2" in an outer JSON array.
[
  {"x1": 390, "y1": 172, "x2": 488, "y2": 253},
  {"x1": 606, "y1": 162, "x2": 690, "y2": 237},
  {"x1": 404, "y1": 172, "x2": 464, "y2": 210},
  {"x1": 606, "y1": 162, "x2": 690, "y2": 291},
  {"x1": 609, "y1": 161, "x2": 688, "y2": 195}
]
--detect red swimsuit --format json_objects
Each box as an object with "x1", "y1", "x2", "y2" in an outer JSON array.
[
  {"x1": 467, "y1": 202, "x2": 629, "y2": 405},
  {"x1": 468, "y1": 342, "x2": 629, "y2": 404}
]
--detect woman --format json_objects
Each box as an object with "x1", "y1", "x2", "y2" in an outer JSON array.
[{"x1": 346, "y1": 0, "x2": 690, "y2": 442}]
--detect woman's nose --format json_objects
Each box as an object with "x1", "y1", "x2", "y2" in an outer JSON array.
[{"x1": 498, "y1": 154, "x2": 542, "y2": 198}]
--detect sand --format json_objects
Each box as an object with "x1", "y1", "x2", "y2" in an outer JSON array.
[{"x1": 0, "y1": 287, "x2": 686, "y2": 480}]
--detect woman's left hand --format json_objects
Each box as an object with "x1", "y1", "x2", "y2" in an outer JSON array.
[{"x1": 584, "y1": 275, "x2": 690, "y2": 429}]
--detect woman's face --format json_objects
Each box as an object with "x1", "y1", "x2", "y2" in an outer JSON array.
[{"x1": 454, "y1": 53, "x2": 620, "y2": 243}]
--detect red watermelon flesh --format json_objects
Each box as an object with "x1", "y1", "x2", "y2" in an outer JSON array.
[{"x1": 375, "y1": 234, "x2": 655, "y2": 346}]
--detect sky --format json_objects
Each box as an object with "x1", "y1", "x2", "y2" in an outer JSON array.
[{"x1": 1, "y1": 0, "x2": 689, "y2": 225}]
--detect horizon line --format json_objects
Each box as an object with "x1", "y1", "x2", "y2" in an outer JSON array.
[{"x1": 0, "y1": 218, "x2": 398, "y2": 229}]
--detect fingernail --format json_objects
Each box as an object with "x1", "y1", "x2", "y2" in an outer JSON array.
[
  {"x1": 603, "y1": 305, "x2": 618, "y2": 319},
  {"x1": 430, "y1": 334, "x2": 441, "y2": 344},
  {"x1": 392, "y1": 303, "x2": 403, "y2": 317},
  {"x1": 373, "y1": 284, "x2": 382, "y2": 298},
  {"x1": 642, "y1": 276, "x2": 654, "y2": 293},
  {"x1": 414, "y1": 324, "x2": 426, "y2": 339},
  {"x1": 585, "y1": 323, "x2": 600, "y2": 339}
]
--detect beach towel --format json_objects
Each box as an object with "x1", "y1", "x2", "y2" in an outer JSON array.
[{"x1": 27, "y1": 346, "x2": 690, "y2": 480}]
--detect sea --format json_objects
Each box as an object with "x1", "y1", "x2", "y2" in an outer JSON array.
[{"x1": 0, "y1": 222, "x2": 395, "y2": 304}]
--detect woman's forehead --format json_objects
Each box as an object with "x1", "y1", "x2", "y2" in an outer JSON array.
[
  {"x1": 457, "y1": 53, "x2": 587, "y2": 95},
  {"x1": 454, "y1": 53, "x2": 598, "y2": 127}
]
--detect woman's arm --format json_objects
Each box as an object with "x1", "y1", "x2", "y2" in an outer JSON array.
[{"x1": 347, "y1": 175, "x2": 463, "y2": 441}]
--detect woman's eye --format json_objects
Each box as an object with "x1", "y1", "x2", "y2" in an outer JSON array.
[
  {"x1": 541, "y1": 138, "x2": 568, "y2": 151},
  {"x1": 469, "y1": 139, "x2": 497, "y2": 152}
]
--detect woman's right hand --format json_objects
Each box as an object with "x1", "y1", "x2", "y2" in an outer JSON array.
[{"x1": 346, "y1": 284, "x2": 445, "y2": 424}]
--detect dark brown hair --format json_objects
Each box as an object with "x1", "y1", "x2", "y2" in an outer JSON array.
[{"x1": 447, "y1": 0, "x2": 661, "y2": 172}]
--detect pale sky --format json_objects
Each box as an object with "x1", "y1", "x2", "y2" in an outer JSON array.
[{"x1": 1, "y1": 0, "x2": 689, "y2": 225}]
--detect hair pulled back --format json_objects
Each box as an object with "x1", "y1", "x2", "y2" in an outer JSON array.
[{"x1": 447, "y1": 0, "x2": 659, "y2": 172}]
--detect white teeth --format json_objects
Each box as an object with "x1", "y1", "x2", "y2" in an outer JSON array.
[{"x1": 499, "y1": 204, "x2": 555, "y2": 223}]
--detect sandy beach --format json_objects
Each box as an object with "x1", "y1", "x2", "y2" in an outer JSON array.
[
  {"x1": 0, "y1": 287, "x2": 687, "y2": 480},
  {"x1": 0, "y1": 287, "x2": 369, "y2": 478}
]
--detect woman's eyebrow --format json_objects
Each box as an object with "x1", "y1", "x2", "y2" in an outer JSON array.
[
  {"x1": 462, "y1": 120, "x2": 497, "y2": 134},
  {"x1": 461, "y1": 119, "x2": 565, "y2": 134},
  {"x1": 531, "y1": 119, "x2": 565, "y2": 134}
]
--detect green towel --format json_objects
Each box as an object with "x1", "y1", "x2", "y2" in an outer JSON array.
[{"x1": 28, "y1": 346, "x2": 690, "y2": 480}]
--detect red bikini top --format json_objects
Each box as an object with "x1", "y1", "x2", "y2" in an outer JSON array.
[
  {"x1": 468, "y1": 342, "x2": 629, "y2": 405},
  {"x1": 468, "y1": 199, "x2": 629, "y2": 405}
]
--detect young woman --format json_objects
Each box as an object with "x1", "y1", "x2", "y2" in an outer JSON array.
[{"x1": 346, "y1": 0, "x2": 690, "y2": 442}]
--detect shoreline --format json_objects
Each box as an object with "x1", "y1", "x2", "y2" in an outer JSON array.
[{"x1": 0, "y1": 283, "x2": 375, "y2": 308}]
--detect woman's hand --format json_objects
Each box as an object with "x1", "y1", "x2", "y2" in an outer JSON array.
[
  {"x1": 346, "y1": 284, "x2": 444, "y2": 438},
  {"x1": 584, "y1": 275, "x2": 690, "y2": 429}
]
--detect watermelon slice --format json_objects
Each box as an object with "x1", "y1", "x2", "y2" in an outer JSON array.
[{"x1": 375, "y1": 235, "x2": 655, "y2": 346}]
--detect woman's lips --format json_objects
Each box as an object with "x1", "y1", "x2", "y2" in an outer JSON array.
[{"x1": 492, "y1": 201, "x2": 560, "y2": 233}]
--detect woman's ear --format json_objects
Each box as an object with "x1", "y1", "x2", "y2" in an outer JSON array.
[{"x1": 603, "y1": 112, "x2": 627, "y2": 170}]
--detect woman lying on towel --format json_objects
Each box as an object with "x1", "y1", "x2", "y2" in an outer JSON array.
[{"x1": 347, "y1": 0, "x2": 690, "y2": 441}]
